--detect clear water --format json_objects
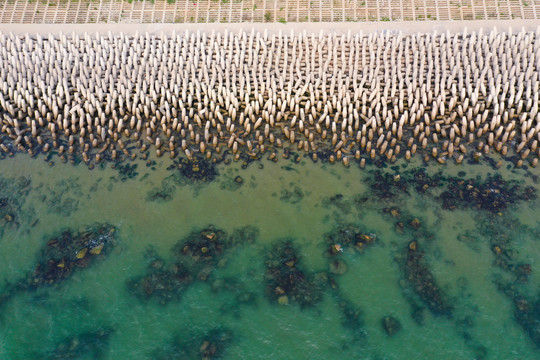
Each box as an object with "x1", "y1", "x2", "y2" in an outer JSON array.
[{"x1": 0, "y1": 152, "x2": 538, "y2": 360}]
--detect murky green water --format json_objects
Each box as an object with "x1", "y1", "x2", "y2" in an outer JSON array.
[{"x1": 0, "y1": 152, "x2": 539, "y2": 360}]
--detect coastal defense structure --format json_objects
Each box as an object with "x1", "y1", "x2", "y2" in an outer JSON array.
[{"x1": 0, "y1": 25, "x2": 539, "y2": 168}]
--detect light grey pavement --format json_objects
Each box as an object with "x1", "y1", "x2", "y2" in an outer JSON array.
[{"x1": 0, "y1": 0, "x2": 538, "y2": 24}]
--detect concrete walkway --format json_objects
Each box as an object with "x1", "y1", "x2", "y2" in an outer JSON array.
[{"x1": 0, "y1": 0, "x2": 538, "y2": 24}]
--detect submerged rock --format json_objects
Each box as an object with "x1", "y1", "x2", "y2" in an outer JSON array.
[
  {"x1": 324, "y1": 223, "x2": 377, "y2": 256},
  {"x1": 484, "y1": 213, "x2": 540, "y2": 348},
  {"x1": 128, "y1": 239, "x2": 203, "y2": 304},
  {"x1": 213, "y1": 277, "x2": 258, "y2": 318},
  {"x1": 497, "y1": 281, "x2": 540, "y2": 349},
  {"x1": 381, "y1": 315, "x2": 402, "y2": 336},
  {"x1": 329, "y1": 259, "x2": 348, "y2": 275},
  {"x1": 264, "y1": 239, "x2": 325, "y2": 308},
  {"x1": 128, "y1": 225, "x2": 258, "y2": 304},
  {"x1": 153, "y1": 327, "x2": 233, "y2": 360},
  {"x1": 368, "y1": 170, "x2": 409, "y2": 199},
  {"x1": 476, "y1": 212, "x2": 536, "y2": 283},
  {"x1": 128, "y1": 261, "x2": 193, "y2": 304},
  {"x1": 172, "y1": 226, "x2": 229, "y2": 272},
  {"x1": 337, "y1": 298, "x2": 366, "y2": 341},
  {"x1": 400, "y1": 241, "x2": 453, "y2": 317},
  {"x1": 39, "y1": 326, "x2": 114, "y2": 360}
]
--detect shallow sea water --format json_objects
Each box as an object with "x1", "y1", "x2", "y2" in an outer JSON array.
[{"x1": 0, "y1": 152, "x2": 539, "y2": 360}]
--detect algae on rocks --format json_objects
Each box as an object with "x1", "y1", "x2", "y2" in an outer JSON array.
[
  {"x1": 128, "y1": 225, "x2": 259, "y2": 304},
  {"x1": 439, "y1": 174, "x2": 537, "y2": 213},
  {"x1": 0, "y1": 225, "x2": 117, "y2": 348},
  {"x1": 264, "y1": 239, "x2": 326, "y2": 308},
  {"x1": 174, "y1": 157, "x2": 218, "y2": 184},
  {"x1": 27, "y1": 224, "x2": 117, "y2": 289}
]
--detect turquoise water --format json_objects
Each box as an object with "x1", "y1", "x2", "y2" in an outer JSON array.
[{"x1": 0, "y1": 153, "x2": 539, "y2": 360}]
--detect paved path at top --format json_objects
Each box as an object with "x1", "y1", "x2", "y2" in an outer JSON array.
[{"x1": 0, "y1": 0, "x2": 538, "y2": 24}]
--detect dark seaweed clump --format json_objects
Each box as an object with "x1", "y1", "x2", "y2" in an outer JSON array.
[
  {"x1": 383, "y1": 206, "x2": 450, "y2": 322},
  {"x1": 279, "y1": 185, "x2": 305, "y2": 204},
  {"x1": 491, "y1": 243, "x2": 533, "y2": 284},
  {"x1": 176, "y1": 157, "x2": 218, "y2": 183},
  {"x1": 367, "y1": 168, "x2": 446, "y2": 200},
  {"x1": 127, "y1": 248, "x2": 193, "y2": 304},
  {"x1": 218, "y1": 169, "x2": 245, "y2": 191},
  {"x1": 497, "y1": 282, "x2": 540, "y2": 349},
  {"x1": 368, "y1": 170, "x2": 409, "y2": 199},
  {"x1": 212, "y1": 276, "x2": 258, "y2": 318},
  {"x1": 42, "y1": 178, "x2": 83, "y2": 217},
  {"x1": 337, "y1": 298, "x2": 366, "y2": 341},
  {"x1": 475, "y1": 213, "x2": 540, "y2": 348},
  {"x1": 321, "y1": 194, "x2": 352, "y2": 213},
  {"x1": 314, "y1": 148, "x2": 334, "y2": 163},
  {"x1": 439, "y1": 174, "x2": 537, "y2": 213},
  {"x1": 323, "y1": 223, "x2": 377, "y2": 276},
  {"x1": 381, "y1": 207, "x2": 429, "y2": 238},
  {"x1": 146, "y1": 178, "x2": 177, "y2": 203},
  {"x1": 264, "y1": 239, "x2": 325, "y2": 307},
  {"x1": 115, "y1": 163, "x2": 138, "y2": 181},
  {"x1": 480, "y1": 213, "x2": 537, "y2": 286},
  {"x1": 174, "y1": 225, "x2": 257, "y2": 270},
  {"x1": 0, "y1": 175, "x2": 32, "y2": 226},
  {"x1": 38, "y1": 327, "x2": 114, "y2": 360},
  {"x1": 410, "y1": 169, "x2": 445, "y2": 193},
  {"x1": 455, "y1": 314, "x2": 489, "y2": 360},
  {"x1": 27, "y1": 224, "x2": 116, "y2": 289},
  {"x1": 366, "y1": 168, "x2": 536, "y2": 214},
  {"x1": 128, "y1": 226, "x2": 257, "y2": 304},
  {"x1": 229, "y1": 225, "x2": 259, "y2": 246},
  {"x1": 400, "y1": 241, "x2": 453, "y2": 317},
  {"x1": 0, "y1": 176, "x2": 31, "y2": 210},
  {"x1": 153, "y1": 327, "x2": 233, "y2": 360},
  {"x1": 171, "y1": 226, "x2": 229, "y2": 276},
  {"x1": 456, "y1": 232, "x2": 482, "y2": 252}
]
